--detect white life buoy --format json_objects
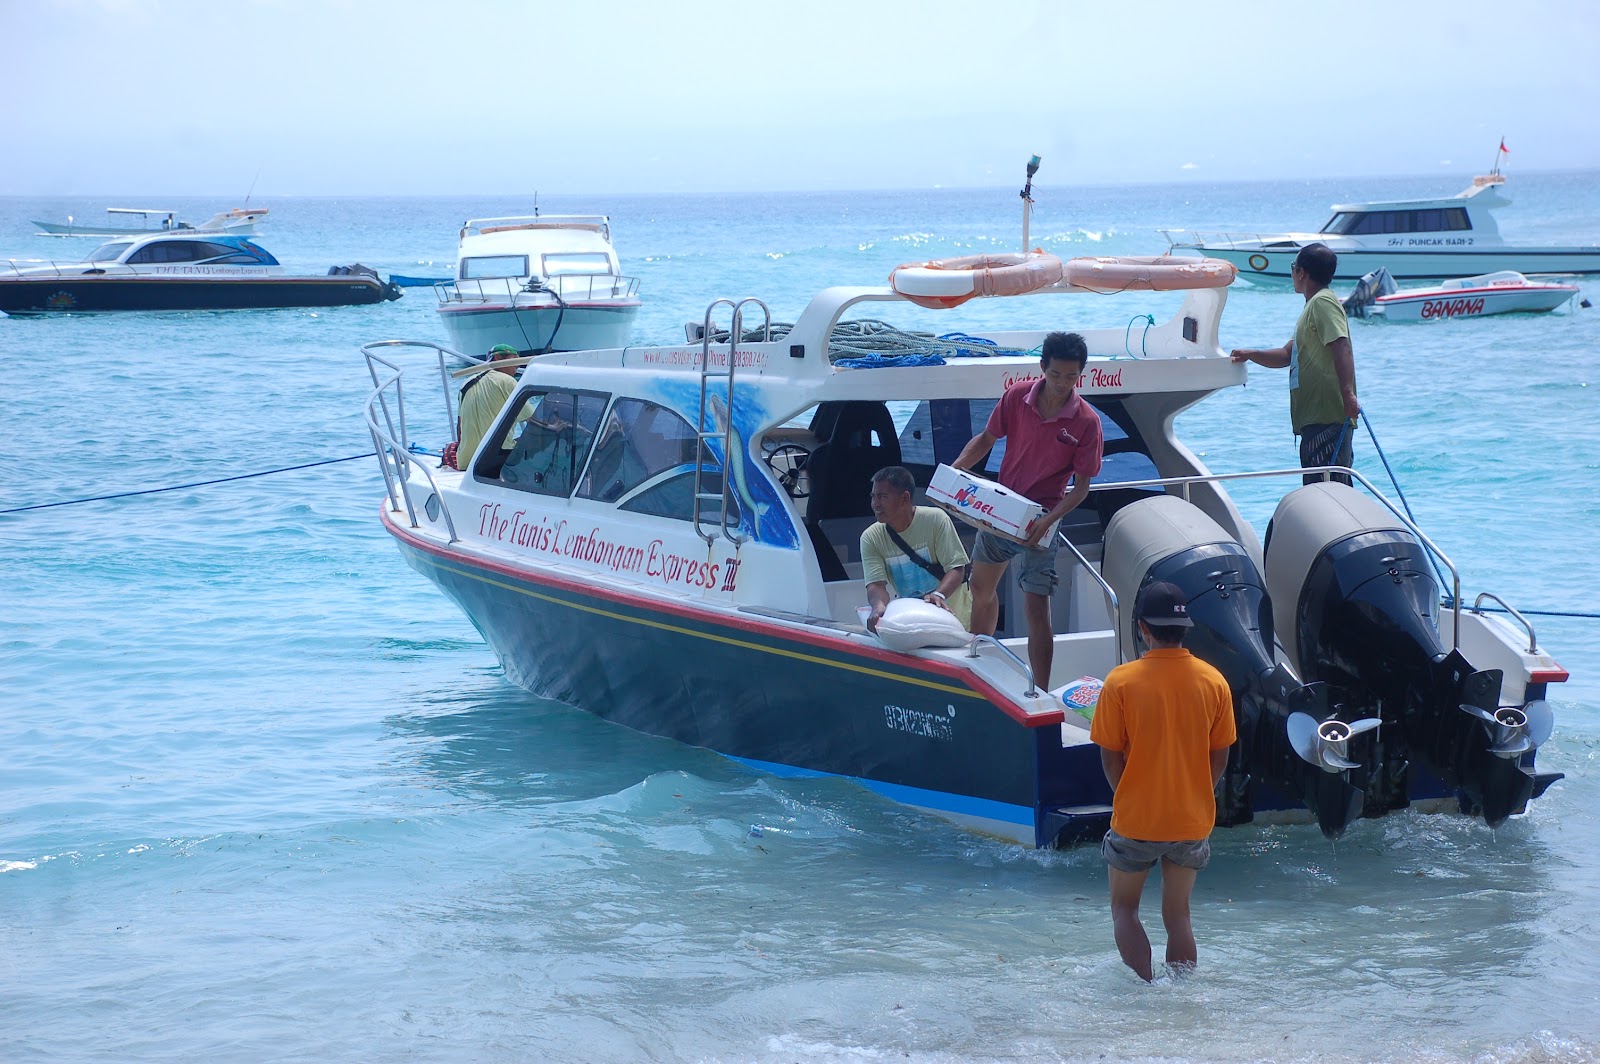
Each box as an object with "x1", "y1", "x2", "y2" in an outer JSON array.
[{"x1": 889, "y1": 252, "x2": 1065, "y2": 309}]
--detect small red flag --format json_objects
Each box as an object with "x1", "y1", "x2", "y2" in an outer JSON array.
[{"x1": 1500, "y1": 139, "x2": 1510, "y2": 154}]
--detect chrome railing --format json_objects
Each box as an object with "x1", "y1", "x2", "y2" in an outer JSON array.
[
  {"x1": 965, "y1": 635, "x2": 1039, "y2": 699},
  {"x1": 361, "y1": 339, "x2": 477, "y2": 542},
  {"x1": 435, "y1": 273, "x2": 641, "y2": 305},
  {"x1": 1471, "y1": 592, "x2": 1538, "y2": 654}
]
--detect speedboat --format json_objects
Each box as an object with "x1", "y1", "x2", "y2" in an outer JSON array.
[
  {"x1": 1165, "y1": 171, "x2": 1600, "y2": 282},
  {"x1": 1344, "y1": 267, "x2": 1581, "y2": 322},
  {"x1": 31, "y1": 206, "x2": 270, "y2": 238},
  {"x1": 433, "y1": 214, "x2": 641, "y2": 356},
  {"x1": 0, "y1": 232, "x2": 401, "y2": 315},
  {"x1": 362, "y1": 256, "x2": 1566, "y2": 848}
]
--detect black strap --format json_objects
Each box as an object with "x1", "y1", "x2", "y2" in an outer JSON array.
[{"x1": 884, "y1": 523, "x2": 946, "y2": 581}]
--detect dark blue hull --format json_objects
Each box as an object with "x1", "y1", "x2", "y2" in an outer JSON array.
[
  {"x1": 0, "y1": 276, "x2": 398, "y2": 314},
  {"x1": 388, "y1": 516, "x2": 1117, "y2": 846}
]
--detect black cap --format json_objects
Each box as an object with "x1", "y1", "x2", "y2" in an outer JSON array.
[{"x1": 1137, "y1": 581, "x2": 1193, "y2": 627}]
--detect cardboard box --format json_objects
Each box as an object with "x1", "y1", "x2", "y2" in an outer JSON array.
[{"x1": 927, "y1": 464, "x2": 1052, "y2": 544}]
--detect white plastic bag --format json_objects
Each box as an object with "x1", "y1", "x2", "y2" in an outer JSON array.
[{"x1": 873, "y1": 598, "x2": 971, "y2": 651}]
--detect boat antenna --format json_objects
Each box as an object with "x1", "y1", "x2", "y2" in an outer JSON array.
[
  {"x1": 533, "y1": 191, "x2": 540, "y2": 218},
  {"x1": 243, "y1": 166, "x2": 262, "y2": 207},
  {"x1": 1020, "y1": 154, "x2": 1041, "y2": 252}
]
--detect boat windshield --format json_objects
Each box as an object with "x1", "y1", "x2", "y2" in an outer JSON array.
[
  {"x1": 461, "y1": 255, "x2": 529, "y2": 280},
  {"x1": 87, "y1": 242, "x2": 133, "y2": 262}
]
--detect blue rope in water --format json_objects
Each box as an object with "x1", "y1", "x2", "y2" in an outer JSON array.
[{"x1": 0, "y1": 451, "x2": 389, "y2": 514}]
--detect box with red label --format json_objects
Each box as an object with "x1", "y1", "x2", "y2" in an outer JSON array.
[{"x1": 927, "y1": 464, "x2": 1051, "y2": 543}]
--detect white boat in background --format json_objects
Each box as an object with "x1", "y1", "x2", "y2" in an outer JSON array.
[
  {"x1": 433, "y1": 214, "x2": 641, "y2": 357},
  {"x1": 1164, "y1": 165, "x2": 1600, "y2": 282},
  {"x1": 1343, "y1": 267, "x2": 1581, "y2": 322},
  {"x1": 31, "y1": 206, "x2": 270, "y2": 238}
]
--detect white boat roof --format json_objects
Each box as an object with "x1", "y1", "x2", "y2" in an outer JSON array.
[
  {"x1": 1329, "y1": 174, "x2": 1510, "y2": 213},
  {"x1": 107, "y1": 207, "x2": 177, "y2": 215},
  {"x1": 460, "y1": 215, "x2": 613, "y2": 241}
]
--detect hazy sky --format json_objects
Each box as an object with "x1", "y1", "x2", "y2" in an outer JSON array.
[{"x1": 4, "y1": 0, "x2": 1597, "y2": 196}]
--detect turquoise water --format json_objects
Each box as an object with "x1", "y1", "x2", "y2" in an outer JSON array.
[{"x1": 3, "y1": 173, "x2": 1599, "y2": 1063}]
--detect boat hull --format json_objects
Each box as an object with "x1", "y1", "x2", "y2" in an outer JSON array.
[
  {"x1": 0, "y1": 276, "x2": 396, "y2": 314},
  {"x1": 387, "y1": 513, "x2": 1115, "y2": 846},
  {"x1": 1194, "y1": 245, "x2": 1600, "y2": 282},
  {"x1": 436, "y1": 300, "x2": 640, "y2": 356},
  {"x1": 1374, "y1": 284, "x2": 1578, "y2": 321}
]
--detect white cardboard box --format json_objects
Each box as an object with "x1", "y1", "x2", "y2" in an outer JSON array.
[{"x1": 927, "y1": 464, "x2": 1051, "y2": 543}]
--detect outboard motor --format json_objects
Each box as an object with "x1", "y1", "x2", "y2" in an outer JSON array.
[
  {"x1": 1263, "y1": 482, "x2": 1555, "y2": 826},
  {"x1": 1103, "y1": 495, "x2": 1373, "y2": 838},
  {"x1": 1341, "y1": 266, "x2": 1398, "y2": 319}
]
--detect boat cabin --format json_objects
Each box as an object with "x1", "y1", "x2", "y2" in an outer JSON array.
[{"x1": 446, "y1": 215, "x2": 637, "y2": 303}]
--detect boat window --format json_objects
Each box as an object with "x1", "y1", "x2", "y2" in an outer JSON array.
[
  {"x1": 542, "y1": 253, "x2": 614, "y2": 277},
  {"x1": 578, "y1": 399, "x2": 700, "y2": 503},
  {"x1": 619, "y1": 469, "x2": 739, "y2": 527},
  {"x1": 87, "y1": 242, "x2": 133, "y2": 262},
  {"x1": 461, "y1": 255, "x2": 529, "y2": 280},
  {"x1": 1444, "y1": 207, "x2": 1471, "y2": 231},
  {"x1": 488, "y1": 388, "x2": 608, "y2": 497},
  {"x1": 126, "y1": 241, "x2": 211, "y2": 265}
]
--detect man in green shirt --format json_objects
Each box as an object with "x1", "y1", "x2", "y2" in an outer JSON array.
[
  {"x1": 861, "y1": 466, "x2": 972, "y2": 632},
  {"x1": 1230, "y1": 242, "x2": 1360, "y2": 485},
  {"x1": 449, "y1": 343, "x2": 522, "y2": 472}
]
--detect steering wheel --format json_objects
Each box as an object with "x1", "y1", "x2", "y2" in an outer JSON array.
[{"x1": 764, "y1": 443, "x2": 812, "y2": 499}]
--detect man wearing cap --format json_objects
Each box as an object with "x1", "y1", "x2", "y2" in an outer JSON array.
[
  {"x1": 1089, "y1": 580, "x2": 1236, "y2": 982},
  {"x1": 447, "y1": 343, "x2": 522, "y2": 472}
]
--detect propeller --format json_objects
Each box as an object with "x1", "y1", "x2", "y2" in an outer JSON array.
[
  {"x1": 1288, "y1": 712, "x2": 1383, "y2": 773},
  {"x1": 1458, "y1": 700, "x2": 1555, "y2": 759}
]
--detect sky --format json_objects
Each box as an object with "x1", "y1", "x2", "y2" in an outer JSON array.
[{"x1": 3, "y1": 0, "x2": 1598, "y2": 197}]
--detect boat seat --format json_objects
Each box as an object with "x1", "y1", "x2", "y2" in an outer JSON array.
[{"x1": 806, "y1": 401, "x2": 901, "y2": 523}]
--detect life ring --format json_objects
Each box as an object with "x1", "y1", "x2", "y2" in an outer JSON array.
[
  {"x1": 1248, "y1": 254, "x2": 1270, "y2": 272},
  {"x1": 1060, "y1": 255, "x2": 1237, "y2": 293},
  {"x1": 889, "y1": 251, "x2": 1064, "y2": 309}
]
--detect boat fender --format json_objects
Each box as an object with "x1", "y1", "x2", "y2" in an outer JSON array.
[
  {"x1": 872, "y1": 598, "x2": 972, "y2": 652},
  {"x1": 889, "y1": 252, "x2": 1065, "y2": 310}
]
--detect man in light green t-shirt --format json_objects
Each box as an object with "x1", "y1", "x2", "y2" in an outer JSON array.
[
  {"x1": 1230, "y1": 242, "x2": 1361, "y2": 485},
  {"x1": 453, "y1": 343, "x2": 522, "y2": 472},
  {"x1": 861, "y1": 466, "x2": 972, "y2": 631}
]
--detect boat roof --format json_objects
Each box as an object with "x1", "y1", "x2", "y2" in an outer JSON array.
[
  {"x1": 460, "y1": 215, "x2": 613, "y2": 240},
  {"x1": 1329, "y1": 174, "x2": 1510, "y2": 213},
  {"x1": 107, "y1": 207, "x2": 177, "y2": 215}
]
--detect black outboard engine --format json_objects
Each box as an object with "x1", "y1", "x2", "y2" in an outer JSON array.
[
  {"x1": 1263, "y1": 482, "x2": 1556, "y2": 826},
  {"x1": 1341, "y1": 266, "x2": 1398, "y2": 319},
  {"x1": 1103, "y1": 496, "x2": 1372, "y2": 838}
]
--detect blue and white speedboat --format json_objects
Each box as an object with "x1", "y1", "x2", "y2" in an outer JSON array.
[
  {"x1": 364, "y1": 257, "x2": 1567, "y2": 847},
  {"x1": 0, "y1": 233, "x2": 400, "y2": 315},
  {"x1": 433, "y1": 214, "x2": 641, "y2": 356}
]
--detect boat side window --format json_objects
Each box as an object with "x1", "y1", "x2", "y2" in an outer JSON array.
[
  {"x1": 619, "y1": 469, "x2": 739, "y2": 527},
  {"x1": 88, "y1": 242, "x2": 133, "y2": 262},
  {"x1": 542, "y1": 253, "x2": 614, "y2": 277},
  {"x1": 490, "y1": 388, "x2": 609, "y2": 497},
  {"x1": 461, "y1": 255, "x2": 530, "y2": 280},
  {"x1": 126, "y1": 241, "x2": 208, "y2": 265},
  {"x1": 578, "y1": 398, "x2": 699, "y2": 503}
]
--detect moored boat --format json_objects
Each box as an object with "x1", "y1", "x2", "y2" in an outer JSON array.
[
  {"x1": 1343, "y1": 267, "x2": 1581, "y2": 322},
  {"x1": 433, "y1": 214, "x2": 641, "y2": 357},
  {"x1": 1164, "y1": 162, "x2": 1600, "y2": 282},
  {"x1": 0, "y1": 233, "x2": 401, "y2": 315},
  {"x1": 363, "y1": 257, "x2": 1566, "y2": 848},
  {"x1": 31, "y1": 206, "x2": 270, "y2": 238}
]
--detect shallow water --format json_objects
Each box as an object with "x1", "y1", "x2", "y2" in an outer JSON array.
[{"x1": 3, "y1": 173, "x2": 1600, "y2": 1062}]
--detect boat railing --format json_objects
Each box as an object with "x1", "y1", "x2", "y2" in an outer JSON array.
[
  {"x1": 965, "y1": 635, "x2": 1039, "y2": 699},
  {"x1": 1055, "y1": 530, "x2": 1123, "y2": 666},
  {"x1": 1471, "y1": 592, "x2": 1538, "y2": 654},
  {"x1": 361, "y1": 339, "x2": 477, "y2": 542},
  {"x1": 1086, "y1": 465, "x2": 1465, "y2": 651},
  {"x1": 1161, "y1": 229, "x2": 1302, "y2": 250},
  {"x1": 435, "y1": 273, "x2": 641, "y2": 305}
]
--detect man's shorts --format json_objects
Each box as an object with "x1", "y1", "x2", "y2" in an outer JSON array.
[
  {"x1": 972, "y1": 529, "x2": 1057, "y2": 596},
  {"x1": 1102, "y1": 829, "x2": 1211, "y2": 873},
  {"x1": 1298, "y1": 422, "x2": 1354, "y2": 486}
]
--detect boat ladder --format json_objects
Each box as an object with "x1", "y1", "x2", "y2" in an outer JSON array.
[{"x1": 692, "y1": 297, "x2": 770, "y2": 546}]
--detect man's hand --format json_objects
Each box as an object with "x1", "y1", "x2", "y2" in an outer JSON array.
[
  {"x1": 441, "y1": 441, "x2": 458, "y2": 468},
  {"x1": 866, "y1": 606, "x2": 885, "y2": 633},
  {"x1": 922, "y1": 591, "x2": 950, "y2": 613}
]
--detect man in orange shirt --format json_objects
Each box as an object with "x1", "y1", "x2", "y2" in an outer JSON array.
[{"x1": 1089, "y1": 581, "x2": 1236, "y2": 982}]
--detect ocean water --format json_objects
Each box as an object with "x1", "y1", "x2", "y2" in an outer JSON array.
[{"x1": 3, "y1": 172, "x2": 1599, "y2": 1063}]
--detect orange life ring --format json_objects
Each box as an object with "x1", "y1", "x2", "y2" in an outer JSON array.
[
  {"x1": 889, "y1": 251, "x2": 1064, "y2": 309},
  {"x1": 1061, "y1": 255, "x2": 1237, "y2": 293}
]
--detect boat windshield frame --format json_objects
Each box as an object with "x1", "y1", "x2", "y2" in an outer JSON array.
[{"x1": 88, "y1": 241, "x2": 134, "y2": 262}]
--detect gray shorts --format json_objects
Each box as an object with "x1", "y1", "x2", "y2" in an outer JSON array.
[
  {"x1": 1102, "y1": 829, "x2": 1211, "y2": 873},
  {"x1": 972, "y1": 529, "x2": 1057, "y2": 596}
]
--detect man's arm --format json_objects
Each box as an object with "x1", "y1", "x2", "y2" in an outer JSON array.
[
  {"x1": 1230, "y1": 339, "x2": 1293, "y2": 369},
  {"x1": 864, "y1": 581, "x2": 892, "y2": 633},
  {"x1": 1329, "y1": 335, "x2": 1359, "y2": 418},
  {"x1": 951, "y1": 430, "x2": 998, "y2": 472},
  {"x1": 1100, "y1": 746, "x2": 1127, "y2": 792},
  {"x1": 1025, "y1": 474, "x2": 1091, "y2": 548},
  {"x1": 1209, "y1": 747, "x2": 1229, "y2": 788}
]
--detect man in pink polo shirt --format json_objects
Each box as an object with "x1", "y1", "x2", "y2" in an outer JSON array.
[{"x1": 951, "y1": 331, "x2": 1103, "y2": 688}]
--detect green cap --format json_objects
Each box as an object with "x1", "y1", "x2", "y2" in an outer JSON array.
[{"x1": 488, "y1": 344, "x2": 519, "y2": 358}]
